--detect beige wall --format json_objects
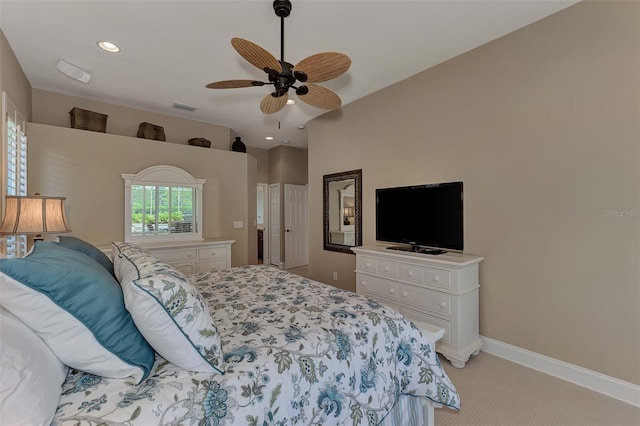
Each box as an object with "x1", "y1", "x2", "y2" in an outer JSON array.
[
  {"x1": 27, "y1": 123, "x2": 254, "y2": 266},
  {"x1": 0, "y1": 29, "x2": 32, "y2": 222},
  {"x1": 268, "y1": 145, "x2": 308, "y2": 185},
  {"x1": 247, "y1": 146, "x2": 270, "y2": 183},
  {"x1": 0, "y1": 30, "x2": 32, "y2": 122},
  {"x1": 308, "y1": 1, "x2": 639, "y2": 385},
  {"x1": 32, "y1": 89, "x2": 233, "y2": 150}
]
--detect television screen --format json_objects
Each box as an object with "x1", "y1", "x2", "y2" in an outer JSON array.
[{"x1": 376, "y1": 181, "x2": 463, "y2": 252}]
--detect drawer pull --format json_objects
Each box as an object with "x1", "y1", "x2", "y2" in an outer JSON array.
[
  {"x1": 389, "y1": 288, "x2": 395, "y2": 294},
  {"x1": 433, "y1": 276, "x2": 440, "y2": 283},
  {"x1": 408, "y1": 271, "x2": 414, "y2": 277},
  {"x1": 361, "y1": 281, "x2": 367, "y2": 286},
  {"x1": 384, "y1": 266, "x2": 390, "y2": 272},
  {"x1": 187, "y1": 253, "x2": 193, "y2": 258},
  {"x1": 440, "y1": 301, "x2": 447, "y2": 308},
  {"x1": 402, "y1": 291, "x2": 408, "y2": 297}
]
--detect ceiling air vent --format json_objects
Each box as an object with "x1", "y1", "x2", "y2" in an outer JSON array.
[{"x1": 172, "y1": 102, "x2": 198, "y2": 112}]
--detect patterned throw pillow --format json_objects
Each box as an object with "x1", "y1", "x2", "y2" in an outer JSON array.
[{"x1": 112, "y1": 242, "x2": 224, "y2": 373}]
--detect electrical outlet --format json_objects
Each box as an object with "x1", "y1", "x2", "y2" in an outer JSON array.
[
  {"x1": 332, "y1": 272, "x2": 338, "y2": 281},
  {"x1": 233, "y1": 221, "x2": 243, "y2": 228}
]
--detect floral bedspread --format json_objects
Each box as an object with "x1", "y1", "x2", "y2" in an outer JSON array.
[{"x1": 54, "y1": 265, "x2": 459, "y2": 425}]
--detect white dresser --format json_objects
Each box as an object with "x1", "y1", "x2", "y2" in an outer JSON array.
[
  {"x1": 141, "y1": 239, "x2": 234, "y2": 275},
  {"x1": 352, "y1": 245, "x2": 483, "y2": 368},
  {"x1": 102, "y1": 239, "x2": 234, "y2": 275}
]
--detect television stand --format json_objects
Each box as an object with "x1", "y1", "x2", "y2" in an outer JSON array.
[
  {"x1": 387, "y1": 245, "x2": 447, "y2": 255},
  {"x1": 353, "y1": 245, "x2": 484, "y2": 368}
]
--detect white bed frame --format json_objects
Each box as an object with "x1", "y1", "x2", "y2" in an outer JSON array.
[
  {"x1": 422, "y1": 400, "x2": 443, "y2": 426},
  {"x1": 415, "y1": 320, "x2": 447, "y2": 426}
]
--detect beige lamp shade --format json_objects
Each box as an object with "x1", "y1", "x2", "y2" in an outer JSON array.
[{"x1": 0, "y1": 195, "x2": 71, "y2": 236}]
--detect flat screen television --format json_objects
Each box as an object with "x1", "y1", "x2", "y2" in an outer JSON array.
[{"x1": 376, "y1": 181, "x2": 463, "y2": 254}]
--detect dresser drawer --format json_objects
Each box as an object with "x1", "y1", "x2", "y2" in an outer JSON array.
[
  {"x1": 358, "y1": 289, "x2": 396, "y2": 310},
  {"x1": 198, "y1": 246, "x2": 228, "y2": 261},
  {"x1": 398, "y1": 263, "x2": 423, "y2": 284},
  {"x1": 377, "y1": 259, "x2": 397, "y2": 277},
  {"x1": 398, "y1": 283, "x2": 451, "y2": 317},
  {"x1": 423, "y1": 267, "x2": 452, "y2": 290},
  {"x1": 357, "y1": 256, "x2": 377, "y2": 273},
  {"x1": 399, "y1": 306, "x2": 452, "y2": 346},
  {"x1": 152, "y1": 248, "x2": 197, "y2": 262},
  {"x1": 356, "y1": 274, "x2": 397, "y2": 299},
  {"x1": 198, "y1": 259, "x2": 228, "y2": 273},
  {"x1": 170, "y1": 260, "x2": 197, "y2": 276}
]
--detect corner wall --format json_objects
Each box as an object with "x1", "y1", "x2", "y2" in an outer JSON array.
[
  {"x1": 308, "y1": 1, "x2": 639, "y2": 384},
  {"x1": 27, "y1": 123, "x2": 254, "y2": 266}
]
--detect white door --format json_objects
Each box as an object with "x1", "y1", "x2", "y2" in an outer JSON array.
[
  {"x1": 269, "y1": 184, "x2": 281, "y2": 267},
  {"x1": 284, "y1": 184, "x2": 308, "y2": 269}
]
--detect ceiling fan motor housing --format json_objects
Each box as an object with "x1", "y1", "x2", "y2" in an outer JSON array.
[
  {"x1": 271, "y1": 61, "x2": 296, "y2": 97},
  {"x1": 273, "y1": 0, "x2": 292, "y2": 17}
]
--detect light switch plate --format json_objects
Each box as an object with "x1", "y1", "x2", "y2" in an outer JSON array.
[{"x1": 233, "y1": 221, "x2": 243, "y2": 228}]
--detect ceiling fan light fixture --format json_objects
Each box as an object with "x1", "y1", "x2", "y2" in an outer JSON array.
[
  {"x1": 206, "y1": 0, "x2": 350, "y2": 114},
  {"x1": 97, "y1": 41, "x2": 120, "y2": 53},
  {"x1": 286, "y1": 99, "x2": 296, "y2": 105}
]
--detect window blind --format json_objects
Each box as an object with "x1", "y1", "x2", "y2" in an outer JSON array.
[{"x1": 2, "y1": 92, "x2": 28, "y2": 257}]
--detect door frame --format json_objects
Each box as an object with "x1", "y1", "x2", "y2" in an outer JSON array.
[
  {"x1": 257, "y1": 183, "x2": 269, "y2": 264},
  {"x1": 269, "y1": 183, "x2": 281, "y2": 267}
]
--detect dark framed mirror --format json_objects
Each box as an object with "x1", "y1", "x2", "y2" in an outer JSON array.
[{"x1": 323, "y1": 169, "x2": 362, "y2": 253}]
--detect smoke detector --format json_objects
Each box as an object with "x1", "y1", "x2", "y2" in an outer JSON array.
[{"x1": 56, "y1": 59, "x2": 91, "y2": 83}]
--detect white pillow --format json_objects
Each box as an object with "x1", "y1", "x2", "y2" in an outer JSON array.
[
  {"x1": 113, "y1": 242, "x2": 225, "y2": 373},
  {"x1": 0, "y1": 307, "x2": 68, "y2": 426},
  {"x1": 0, "y1": 242, "x2": 155, "y2": 383}
]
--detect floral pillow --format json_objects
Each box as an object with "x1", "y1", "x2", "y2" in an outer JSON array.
[{"x1": 112, "y1": 242, "x2": 224, "y2": 373}]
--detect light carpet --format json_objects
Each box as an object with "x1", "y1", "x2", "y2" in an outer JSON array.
[{"x1": 435, "y1": 352, "x2": 639, "y2": 426}]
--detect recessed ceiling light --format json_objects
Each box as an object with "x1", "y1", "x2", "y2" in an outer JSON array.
[
  {"x1": 265, "y1": 136, "x2": 274, "y2": 140},
  {"x1": 286, "y1": 99, "x2": 296, "y2": 105},
  {"x1": 298, "y1": 124, "x2": 305, "y2": 129},
  {"x1": 97, "y1": 41, "x2": 120, "y2": 53}
]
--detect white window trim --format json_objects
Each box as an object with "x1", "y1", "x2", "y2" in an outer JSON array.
[
  {"x1": 2, "y1": 92, "x2": 28, "y2": 257},
  {"x1": 122, "y1": 165, "x2": 205, "y2": 244}
]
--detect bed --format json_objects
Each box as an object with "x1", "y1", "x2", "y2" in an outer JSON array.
[{"x1": 0, "y1": 239, "x2": 459, "y2": 425}]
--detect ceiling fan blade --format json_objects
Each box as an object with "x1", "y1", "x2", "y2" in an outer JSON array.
[
  {"x1": 297, "y1": 84, "x2": 341, "y2": 110},
  {"x1": 294, "y1": 52, "x2": 351, "y2": 83},
  {"x1": 231, "y1": 38, "x2": 282, "y2": 74},
  {"x1": 260, "y1": 92, "x2": 289, "y2": 114},
  {"x1": 205, "y1": 80, "x2": 265, "y2": 89}
]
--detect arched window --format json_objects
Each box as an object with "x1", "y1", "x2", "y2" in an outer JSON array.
[{"x1": 122, "y1": 165, "x2": 205, "y2": 243}]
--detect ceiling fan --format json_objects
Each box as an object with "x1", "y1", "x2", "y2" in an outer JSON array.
[{"x1": 206, "y1": 0, "x2": 351, "y2": 114}]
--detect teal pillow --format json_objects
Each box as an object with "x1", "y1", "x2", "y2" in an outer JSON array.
[
  {"x1": 0, "y1": 242, "x2": 155, "y2": 383},
  {"x1": 57, "y1": 235, "x2": 114, "y2": 277}
]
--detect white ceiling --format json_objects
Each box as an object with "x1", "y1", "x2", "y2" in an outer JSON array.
[{"x1": 1, "y1": 0, "x2": 578, "y2": 150}]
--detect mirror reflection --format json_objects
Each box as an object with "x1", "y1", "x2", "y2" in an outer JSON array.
[{"x1": 323, "y1": 169, "x2": 362, "y2": 253}]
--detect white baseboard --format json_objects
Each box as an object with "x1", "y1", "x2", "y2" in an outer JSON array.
[{"x1": 480, "y1": 336, "x2": 640, "y2": 407}]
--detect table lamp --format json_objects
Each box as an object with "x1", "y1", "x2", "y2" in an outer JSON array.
[{"x1": 0, "y1": 194, "x2": 71, "y2": 254}]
